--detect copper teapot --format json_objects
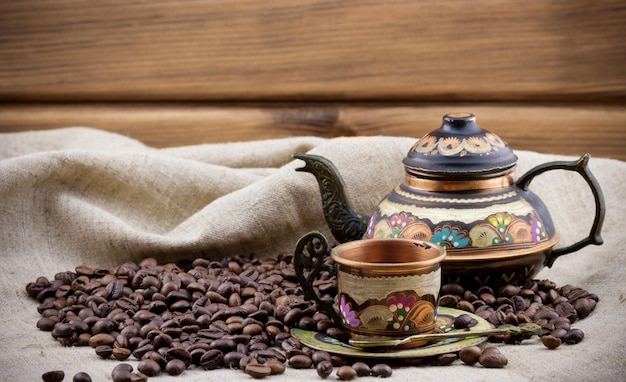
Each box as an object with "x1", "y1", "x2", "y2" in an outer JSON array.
[{"x1": 294, "y1": 113, "x2": 605, "y2": 286}]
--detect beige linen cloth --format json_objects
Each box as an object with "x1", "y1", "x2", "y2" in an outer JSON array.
[{"x1": 1, "y1": 127, "x2": 624, "y2": 382}]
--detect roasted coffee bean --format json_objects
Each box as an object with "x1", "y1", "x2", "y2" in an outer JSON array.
[
  {"x1": 459, "y1": 345, "x2": 482, "y2": 365},
  {"x1": 336, "y1": 365, "x2": 358, "y2": 380},
  {"x1": 352, "y1": 361, "x2": 371, "y2": 376},
  {"x1": 541, "y1": 335, "x2": 562, "y2": 349},
  {"x1": 113, "y1": 347, "x2": 132, "y2": 361},
  {"x1": 288, "y1": 354, "x2": 313, "y2": 369},
  {"x1": 264, "y1": 359, "x2": 286, "y2": 375},
  {"x1": 95, "y1": 344, "x2": 113, "y2": 359},
  {"x1": 137, "y1": 359, "x2": 161, "y2": 377},
  {"x1": 256, "y1": 348, "x2": 287, "y2": 364},
  {"x1": 496, "y1": 284, "x2": 520, "y2": 298},
  {"x1": 325, "y1": 327, "x2": 349, "y2": 342},
  {"x1": 550, "y1": 328, "x2": 568, "y2": 339},
  {"x1": 111, "y1": 363, "x2": 134, "y2": 382},
  {"x1": 164, "y1": 359, "x2": 187, "y2": 376},
  {"x1": 439, "y1": 294, "x2": 460, "y2": 306},
  {"x1": 456, "y1": 300, "x2": 475, "y2": 313},
  {"x1": 88, "y1": 333, "x2": 115, "y2": 347},
  {"x1": 453, "y1": 313, "x2": 473, "y2": 329},
  {"x1": 51, "y1": 322, "x2": 74, "y2": 338},
  {"x1": 431, "y1": 352, "x2": 457, "y2": 366},
  {"x1": 200, "y1": 349, "x2": 224, "y2": 370},
  {"x1": 311, "y1": 350, "x2": 332, "y2": 366},
  {"x1": 166, "y1": 347, "x2": 191, "y2": 364},
  {"x1": 223, "y1": 351, "x2": 247, "y2": 368},
  {"x1": 72, "y1": 372, "x2": 92, "y2": 382},
  {"x1": 42, "y1": 370, "x2": 65, "y2": 382},
  {"x1": 316, "y1": 360, "x2": 334, "y2": 379},
  {"x1": 242, "y1": 323, "x2": 263, "y2": 336},
  {"x1": 441, "y1": 283, "x2": 465, "y2": 296},
  {"x1": 573, "y1": 298, "x2": 593, "y2": 319},
  {"x1": 37, "y1": 317, "x2": 57, "y2": 331},
  {"x1": 479, "y1": 292, "x2": 496, "y2": 306},
  {"x1": 371, "y1": 363, "x2": 393, "y2": 378},
  {"x1": 563, "y1": 328, "x2": 584, "y2": 344},
  {"x1": 245, "y1": 363, "x2": 272, "y2": 379},
  {"x1": 211, "y1": 338, "x2": 237, "y2": 353},
  {"x1": 478, "y1": 347, "x2": 508, "y2": 368}
]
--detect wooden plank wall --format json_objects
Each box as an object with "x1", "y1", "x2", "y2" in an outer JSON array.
[{"x1": 1, "y1": 1, "x2": 624, "y2": 160}]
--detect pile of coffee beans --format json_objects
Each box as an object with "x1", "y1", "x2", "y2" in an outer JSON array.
[
  {"x1": 438, "y1": 279, "x2": 596, "y2": 348},
  {"x1": 26, "y1": 251, "x2": 598, "y2": 380}
]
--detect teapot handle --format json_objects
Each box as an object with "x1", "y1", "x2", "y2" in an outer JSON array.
[
  {"x1": 516, "y1": 153, "x2": 605, "y2": 267},
  {"x1": 293, "y1": 231, "x2": 341, "y2": 325}
]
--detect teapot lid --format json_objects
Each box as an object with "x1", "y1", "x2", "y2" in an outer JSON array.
[{"x1": 403, "y1": 113, "x2": 518, "y2": 178}]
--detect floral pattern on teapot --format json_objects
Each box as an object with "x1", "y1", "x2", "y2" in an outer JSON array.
[
  {"x1": 411, "y1": 131, "x2": 507, "y2": 157},
  {"x1": 367, "y1": 210, "x2": 548, "y2": 249}
]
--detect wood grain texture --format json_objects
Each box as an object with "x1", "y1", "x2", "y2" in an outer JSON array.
[
  {"x1": 1, "y1": 103, "x2": 624, "y2": 160},
  {"x1": 1, "y1": 0, "x2": 625, "y2": 102}
]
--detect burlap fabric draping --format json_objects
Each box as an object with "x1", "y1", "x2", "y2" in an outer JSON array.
[{"x1": 1, "y1": 127, "x2": 624, "y2": 382}]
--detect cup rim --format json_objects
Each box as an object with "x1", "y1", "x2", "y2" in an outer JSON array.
[{"x1": 330, "y1": 238, "x2": 446, "y2": 272}]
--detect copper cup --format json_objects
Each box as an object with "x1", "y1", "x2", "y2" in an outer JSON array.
[{"x1": 294, "y1": 233, "x2": 446, "y2": 347}]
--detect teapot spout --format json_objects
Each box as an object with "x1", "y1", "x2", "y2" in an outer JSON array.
[{"x1": 294, "y1": 153, "x2": 370, "y2": 243}]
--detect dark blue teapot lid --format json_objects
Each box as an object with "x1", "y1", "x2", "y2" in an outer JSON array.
[{"x1": 403, "y1": 113, "x2": 518, "y2": 179}]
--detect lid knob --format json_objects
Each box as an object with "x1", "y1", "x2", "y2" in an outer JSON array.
[{"x1": 442, "y1": 112, "x2": 478, "y2": 131}]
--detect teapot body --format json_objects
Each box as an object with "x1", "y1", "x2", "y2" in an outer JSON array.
[{"x1": 367, "y1": 176, "x2": 559, "y2": 285}]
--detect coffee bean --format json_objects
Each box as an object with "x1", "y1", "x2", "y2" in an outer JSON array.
[
  {"x1": 88, "y1": 333, "x2": 115, "y2": 347},
  {"x1": 316, "y1": 360, "x2": 334, "y2": 379},
  {"x1": 431, "y1": 352, "x2": 457, "y2": 366},
  {"x1": 456, "y1": 300, "x2": 475, "y2": 313},
  {"x1": 245, "y1": 363, "x2": 272, "y2": 379},
  {"x1": 113, "y1": 347, "x2": 132, "y2": 361},
  {"x1": 550, "y1": 328, "x2": 568, "y2": 339},
  {"x1": 441, "y1": 283, "x2": 465, "y2": 295},
  {"x1": 439, "y1": 294, "x2": 460, "y2": 307},
  {"x1": 200, "y1": 349, "x2": 224, "y2": 370},
  {"x1": 37, "y1": 317, "x2": 57, "y2": 331},
  {"x1": 42, "y1": 370, "x2": 65, "y2": 382},
  {"x1": 166, "y1": 347, "x2": 191, "y2": 364},
  {"x1": 72, "y1": 372, "x2": 92, "y2": 382},
  {"x1": 137, "y1": 358, "x2": 161, "y2": 377},
  {"x1": 111, "y1": 363, "x2": 133, "y2": 382},
  {"x1": 351, "y1": 361, "x2": 371, "y2": 376},
  {"x1": 311, "y1": 350, "x2": 332, "y2": 366},
  {"x1": 242, "y1": 323, "x2": 263, "y2": 336},
  {"x1": 164, "y1": 359, "x2": 187, "y2": 376},
  {"x1": 478, "y1": 347, "x2": 508, "y2": 368},
  {"x1": 223, "y1": 351, "x2": 247, "y2": 368},
  {"x1": 210, "y1": 338, "x2": 237, "y2": 353},
  {"x1": 336, "y1": 365, "x2": 357, "y2": 380},
  {"x1": 289, "y1": 354, "x2": 313, "y2": 369},
  {"x1": 453, "y1": 313, "x2": 473, "y2": 329},
  {"x1": 95, "y1": 343, "x2": 115, "y2": 358},
  {"x1": 541, "y1": 335, "x2": 562, "y2": 349},
  {"x1": 459, "y1": 345, "x2": 482, "y2": 365},
  {"x1": 51, "y1": 322, "x2": 74, "y2": 338},
  {"x1": 371, "y1": 363, "x2": 393, "y2": 378},
  {"x1": 563, "y1": 328, "x2": 584, "y2": 344},
  {"x1": 573, "y1": 298, "x2": 592, "y2": 319},
  {"x1": 264, "y1": 359, "x2": 286, "y2": 375}
]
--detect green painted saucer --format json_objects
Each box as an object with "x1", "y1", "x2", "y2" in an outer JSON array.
[{"x1": 291, "y1": 307, "x2": 491, "y2": 359}]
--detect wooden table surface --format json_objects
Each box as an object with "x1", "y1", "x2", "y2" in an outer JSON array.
[{"x1": 0, "y1": 1, "x2": 624, "y2": 160}]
